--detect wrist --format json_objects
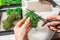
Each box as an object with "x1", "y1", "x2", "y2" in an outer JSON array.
[
  {"x1": 15, "y1": 37, "x2": 24, "y2": 40},
  {"x1": 15, "y1": 35, "x2": 24, "y2": 40}
]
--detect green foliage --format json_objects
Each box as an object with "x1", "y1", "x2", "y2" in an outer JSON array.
[
  {"x1": 0, "y1": 0, "x2": 2, "y2": 6},
  {"x1": 0, "y1": 0, "x2": 21, "y2": 6},
  {"x1": 6, "y1": 7, "x2": 22, "y2": 15},
  {"x1": 3, "y1": 13, "x2": 21, "y2": 30},
  {"x1": 25, "y1": 11, "x2": 39, "y2": 28}
]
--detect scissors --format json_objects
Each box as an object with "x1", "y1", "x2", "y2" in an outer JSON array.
[{"x1": 26, "y1": 9, "x2": 60, "y2": 27}]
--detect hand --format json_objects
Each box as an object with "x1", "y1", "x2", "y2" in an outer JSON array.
[
  {"x1": 42, "y1": 14, "x2": 60, "y2": 32},
  {"x1": 14, "y1": 17, "x2": 31, "y2": 40}
]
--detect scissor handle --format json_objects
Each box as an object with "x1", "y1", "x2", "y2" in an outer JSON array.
[{"x1": 45, "y1": 20, "x2": 60, "y2": 26}]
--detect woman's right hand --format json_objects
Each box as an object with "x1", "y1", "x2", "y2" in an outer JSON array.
[{"x1": 42, "y1": 14, "x2": 60, "y2": 32}]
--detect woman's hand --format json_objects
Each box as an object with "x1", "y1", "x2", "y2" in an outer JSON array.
[
  {"x1": 14, "y1": 17, "x2": 31, "y2": 40},
  {"x1": 42, "y1": 14, "x2": 60, "y2": 32}
]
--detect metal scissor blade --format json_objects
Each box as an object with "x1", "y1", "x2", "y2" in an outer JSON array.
[
  {"x1": 26, "y1": 8, "x2": 47, "y2": 21},
  {"x1": 26, "y1": 8, "x2": 60, "y2": 21}
]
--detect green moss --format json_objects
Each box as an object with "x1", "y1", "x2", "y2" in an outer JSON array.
[
  {"x1": 6, "y1": 7, "x2": 22, "y2": 15},
  {"x1": 0, "y1": 0, "x2": 21, "y2": 6},
  {"x1": 3, "y1": 13, "x2": 21, "y2": 30},
  {"x1": 25, "y1": 10, "x2": 40, "y2": 28},
  {"x1": 0, "y1": 0, "x2": 2, "y2": 6}
]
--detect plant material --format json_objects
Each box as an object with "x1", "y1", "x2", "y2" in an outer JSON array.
[
  {"x1": 0, "y1": 0, "x2": 2, "y2": 6},
  {"x1": 25, "y1": 10, "x2": 40, "y2": 28},
  {"x1": 10, "y1": 0, "x2": 21, "y2": 4},
  {"x1": 3, "y1": 13, "x2": 21, "y2": 30},
  {"x1": 0, "y1": 0, "x2": 21, "y2": 6},
  {"x1": 6, "y1": 7, "x2": 22, "y2": 15}
]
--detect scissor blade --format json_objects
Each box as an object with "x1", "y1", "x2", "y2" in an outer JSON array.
[{"x1": 26, "y1": 8, "x2": 46, "y2": 21}]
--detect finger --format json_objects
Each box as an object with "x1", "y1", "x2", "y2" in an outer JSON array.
[
  {"x1": 21, "y1": 17, "x2": 31, "y2": 29},
  {"x1": 50, "y1": 22, "x2": 60, "y2": 26},
  {"x1": 47, "y1": 21, "x2": 60, "y2": 26},
  {"x1": 49, "y1": 26, "x2": 57, "y2": 31},
  {"x1": 57, "y1": 30, "x2": 60, "y2": 32},
  {"x1": 57, "y1": 26, "x2": 60, "y2": 28},
  {"x1": 42, "y1": 14, "x2": 58, "y2": 26},
  {"x1": 27, "y1": 27, "x2": 31, "y2": 32},
  {"x1": 15, "y1": 17, "x2": 26, "y2": 28},
  {"x1": 47, "y1": 14, "x2": 60, "y2": 20},
  {"x1": 46, "y1": 14, "x2": 58, "y2": 20},
  {"x1": 56, "y1": 26, "x2": 60, "y2": 31},
  {"x1": 56, "y1": 26, "x2": 60, "y2": 32},
  {"x1": 56, "y1": 16, "x2": 60, "y2": 20}
]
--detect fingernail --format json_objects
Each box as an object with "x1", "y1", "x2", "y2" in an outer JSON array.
[
  {"x1": 50, "y1": 27, "x2": 54, "y2": 29},
  {"x1": 26, "y1": 17, "x2": 30, "y2": 21},
  {"x1": 28, "y1": 17, "x2": 30, "y2": 20},
  {"x1": 53, "y1": 29, "x2": 57, "y2": 31},
  {"x1": 57, "y1": 30, "x2": 60, "y2": 32},
  {"x1": 25, "y1": 17, "x2": 30, "y2": 23}
]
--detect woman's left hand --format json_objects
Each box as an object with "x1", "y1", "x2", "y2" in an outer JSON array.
[{"x1": 14, "y1": 17, "x2": 31, "y2": 40}]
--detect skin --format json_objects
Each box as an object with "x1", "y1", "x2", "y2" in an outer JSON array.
[
  {"x1": 14, "y1": 14, "x2": 60, "y2": 40},
  {"x1": 42, "y1": 14, "x2": 60, "y2": 32},
  {"x1": 14, "y1": 17, "x2": 31, "y2": 40}
]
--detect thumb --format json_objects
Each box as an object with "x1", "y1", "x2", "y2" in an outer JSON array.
[{"x1": 21, "y1": 17, "x2": 31, "y2": 29}]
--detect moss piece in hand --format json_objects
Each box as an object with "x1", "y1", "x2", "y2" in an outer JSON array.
[{"x1": 25, "y1": 10, "x2": 40, "y2": 28}]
